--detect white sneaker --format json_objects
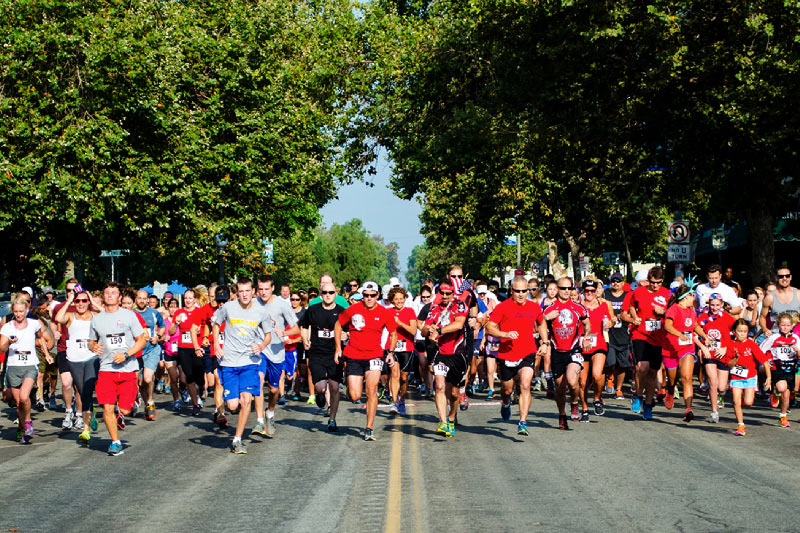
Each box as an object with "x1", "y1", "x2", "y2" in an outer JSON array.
[
  {"x1": 73, "y1": 414, "x2": 85, "y2": 430},
  {"x1": 62, "y1": 411, "x2": 73, "y2": 430}
]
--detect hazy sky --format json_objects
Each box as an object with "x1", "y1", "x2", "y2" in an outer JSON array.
[{"x1": 320, "y1": 159, "x2": 424, "y2": 281}]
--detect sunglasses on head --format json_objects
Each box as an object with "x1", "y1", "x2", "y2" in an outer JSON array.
[{"x1": 321, "y1": 290, "x2": 336, "y2": 295}]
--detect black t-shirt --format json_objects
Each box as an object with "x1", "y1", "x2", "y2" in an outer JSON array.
[
  {"x1": 300, "y1": 302, "x2": 344, "y2": 358},
  {"x1": 603, "y1": 289, "x2": 629, "y2": 346}
]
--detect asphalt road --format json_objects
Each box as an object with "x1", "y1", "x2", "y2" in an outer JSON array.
[{"x1": 2, "y1": 386, "x2": 799, "y2": 533}]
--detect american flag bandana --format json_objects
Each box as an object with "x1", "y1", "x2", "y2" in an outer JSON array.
[{"x1": 450, "y1": 276, "x2": 472, "y2": 295}]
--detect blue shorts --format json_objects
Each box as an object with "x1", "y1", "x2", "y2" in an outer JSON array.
[
  {"x1": 219, "y1": 364, "x2": 260, "y2": 401},
  {"x1": 141, "y1": 347, "x2": 161, "y2": 372},
  {"x1": 730, "y1": 377, "x2": 757, "y2": 389},
  {"x1": 284, "y1": 349, "x2": 297, "y2": 376},
  {"x1": 259, "y1": 353, "x2": 283, "y2": 389},
  {"x1": 202, "y1": 348, "x2": 218, "y2": 373}
]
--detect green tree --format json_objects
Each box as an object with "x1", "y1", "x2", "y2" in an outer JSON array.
[{"x1": 312, "y1": 219, "x2": 393, "y2": 287}]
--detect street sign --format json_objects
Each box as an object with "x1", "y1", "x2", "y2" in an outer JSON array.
[
  {"x1": 262, "y1": 239, "x2": 274, "y2": 265},
  {"x1": 668, "y1": 244, "x2": 692, "y2": 262},
  {"x1": 514, "y1": 269, "x2": 524, "y2": 276},
  {"x1": 711, "y1": 228, "x2": 728, "y2": 251},
  {"x1": 579, "y1": 255, "x2": 590, "y2": 271},
  {"x1": 602, "y1": 252, "x2": 620, "y2": 266},
  {"x1": 100, "y1": 249, "x2": 129, "y2": 258},
  {"x1": 667, "y1": 221, "x2": 690, "y2": 244},
  {"x1": 504, "y1": 235, "x2": 517, "y2": 246}
]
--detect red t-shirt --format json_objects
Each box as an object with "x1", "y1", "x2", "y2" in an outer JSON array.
[
  {"x1": 698, "y1": 311, "x2": 735, "y2": 360},
  {"x1": 760, "y1": 333, "x2": 800, "y2": 371},
  {"x1": 383, "y1": 307, "x2": 417, "y2": 352},
  {"x1": 133, "y1": 312, "x2": 147, "y2": 358},
  {"x1": 424, "y1": 299, "x2": 469, "y2": 355},
  {"x1": 662, "y1": 304, "x2": 697, "y2": 357},
  {"x1": 192, "y1": 303, "x2": 219, "y2": 355},
  {"x1": 544, "y1": 299, "x2": 588, "y2": 352},
  {"x1": 339, "y1": 302, "x2": 397, "y2": 359},
  {"x1": 489, "y1": 299, "x2": 544, "y2": 361},
  {"x1": 175, "y1": 306, "x2": 204, "y2": 349},
  {"x1": 625, "y1": 286, "x2": 671, "y2": 345},
  {"x1": 730, "y1": 339, "x2": 769, "y2": 380},
  {"x1": 582, "y1": 302, "x2": 612, "y2": 354}
]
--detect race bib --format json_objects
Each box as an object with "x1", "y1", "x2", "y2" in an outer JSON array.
[
  {"x1": 369, "y1": 358, "x2": 384, "y2": 372},
  {"x1": 678, "y1": 333, "x2": 693, "y2": 346},
  {"x1": 731, "y1": 365, "x2": 748, "y2": 378},
  {"x1": 433, "y1": 362, "x2": 449, "y2": 376},
  {"x1": 645, "y1": 319, "x2": 661, "y2": 332},
  {"x1": 708, "y1": 338, "x2": 721, "y2": 350},
  {"x1": 318, "y1": 329, "x2": 334, "y2": 339},
  {"x1": 181, "y1": 332, "x2": 192, "y2": 344},
  {"x1": 106, "y1": 333, "x2": 126, "y2": 348},
  {"x1": 16, "y1": 350, "x2": 31, "y2": 362},
  {"x1": 170, "y1": 341, "x2": 178, "y2": 352},
  {"x1": 504, "y1": 358, "x2": 521, "y2": 367},
  {"x1": 774, "y1": 346, "x2": 795, "y2": 359},
  {"x1": 571, "y1": 353, "x2": 584, "y2": 364},
  {"x1": 487, "y1": 342, "x2": 500, "y2": 352},
  {"x1": 395, "y1": 340, "x2": 407, "y2": 352},
  {"x1": 588, "y1": 334, "x2": 598, "y2": 348}
]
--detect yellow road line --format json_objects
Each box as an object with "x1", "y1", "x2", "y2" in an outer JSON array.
[
  {"x1": 408, "y1": 411, "x2": 424, "y2": 533},
  {"x1": 385, "y1": 418, "x2": 404, "y2": 533}
]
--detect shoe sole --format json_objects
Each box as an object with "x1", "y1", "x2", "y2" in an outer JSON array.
[
  {"x1": 108, "y1": 450, "x2": 124, "y2": 456},
  {"x1": 231, "y1": 449, "x2": 247, "y2": 454}
]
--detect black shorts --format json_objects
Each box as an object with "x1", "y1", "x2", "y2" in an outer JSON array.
[
  {"x1": 164, "y1": 352, "x2": 179, "y2": 363},
  {"x1": 345, "y1": 357, "x2": 384, "y2": 377},
  {"x1": 551, "y1": 350, "x2": 584, "y2": 379},
  {"x1": 56, "y1": 351, "x2": 71, "y2": 374},
  {"x1": 393, "y1": 351, "x2": 415, "y2": 373},
  {"x1": 499, "y1": 353, "x2": 537, "y2": 382},
  {"x1": 309, "y1": 356, "x2": 343, "y2": 384},
  {"x1": 607, "y1": 343, "x2": 632, "y2": 369},
  {"x1": 203, "y1": 348, "x2": 218, "y2": 373},
  {"x1": 632, "y1": 339, "x2": 663, "y2": 369},
  {"x1": 703, "y1": 358, "x2": 729, "y2": 371},
  {"x1": 431, "y1": 351, "x2": 469, "y2": 387},
  {"x1": 177, "y1": 347, "x2": 205, "y2": 387},
  {"x1": 773, "y1": 369, "x2": 795, "y2": 388}
]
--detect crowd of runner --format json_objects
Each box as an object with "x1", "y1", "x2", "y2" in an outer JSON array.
[{"x1": 1, "y1": 263, "x2": 797, "y2": 455}]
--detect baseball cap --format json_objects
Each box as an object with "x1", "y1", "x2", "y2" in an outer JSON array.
[
  {"x1": 635, "y1": 270, "x2": 648, "y2": 282},
  {"x1": 610, "y1": 272, "x2": 623, "y2": 282},
  {"x1": 21, "y1": 286, "x2": 34, "y2": 298},
  {"x1": 669, "y1": 281, "x2": 682, "y2": 290},
  {"x1": 361, "y1": 281, "x2": 379, "y2": 293},
  {"x1": 581, "y1": 279, "x2": 598, "y2": 290},
  {"x1": 382, "y1": 284, "x2": 391, "y2": 299},
  {"x1": 350, "y1": 292, "x2": 363, "y2": 302},
  {"x1": 215, "y1": 286, "x2": 230, "y2": 303},
  {"x1": 476, "y1": 285, "x2": 488, "y2": 294},
  {"x1": 389, "y1": 277, "x2": 401, "y2": 287},
  {"x1": 43, "y1": 286, "x2": 55, "y2": 295}
]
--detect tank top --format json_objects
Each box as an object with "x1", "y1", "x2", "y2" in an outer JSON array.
[
  {"x1": 769, "y1": 288, "x2": 800, "y2": 333},
  {"x1": 603, "y1": 289, "x2": 629, "y2": 346},
  {"x1": 66, "y1": 313, "x2": 96, "y2": 363}
]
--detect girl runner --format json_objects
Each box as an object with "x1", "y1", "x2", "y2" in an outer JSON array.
[
  {"x1": 579, "y1": 279, "x2": 615, "y2": 419},
  {"x1": 759, "y1": 313, "x2": 800, "y2": 427},
  {"x1": 698, "y1": 293, "x2": 736, "y2": 422},
  {"x1": 662, "y1": 285, "x2": 703, "y2": 422},
  {"x1": 728, "y1": 319, "x2": 771, "y2": 436}
]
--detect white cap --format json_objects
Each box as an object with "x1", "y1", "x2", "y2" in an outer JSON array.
[
  {"x1": 21, "y1": 286, "x2": 34, "y2": 298},
  {"x1": 389, "y1": 276, "x2": 401, "y2": 287},
  {"x1": 361, "y1": 281, "x2": 379, "y2": 293},
  {"x1": 476, "y1": 284, "x2": 488, "y2": 294},
  {"x1": 669, "y1": 280, "x2": 682, "y2": 290},
  {"x1": 382, "y1": 284, "x2": 391, "y2": 299},
  {"x1": 635, "y1": 270, "x2": 648, "y2": 282}
]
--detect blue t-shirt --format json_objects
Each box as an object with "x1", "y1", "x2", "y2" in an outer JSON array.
[
  {"x1": 476, "y1": 298, "x2": 488, "y2": 340},
  {"x1": 135, "y1": 307, "x2": 165, "y2": 356}
]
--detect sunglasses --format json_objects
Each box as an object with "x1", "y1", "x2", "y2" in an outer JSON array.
[
  {"x1": 349, "y1": 283, "x2": 359, "y2": 287},
  {"x1": 440, "y1": 290, "x2": 454, "y2": 296},
  {"x1": 290, "y1": 297, "x2": 301, "y2": 301},
  {"x1": 74, "y1": 298, "x2": 89, "y2": 303},
  {"x1": 528, "y1": 287, "x2": 539, "y2": 291},
  {"x1": 421, "y1": 294, "x2": 432, "y2": 299},
  {"x1": 611, "y1": 280, "x2": 622, "y2": 283},
  {"x1": 777, "y1": 274, "x2": 791, "y2": 279},
  {"x1": 511, "y1": 289, "x2": 527, "y2": 294},
  {"x1": 558, "y1": 286, "x2": 573, "y2": 291},
  {"x1": 450, "y1": 274, "x2": 463, "y2": 279},
  {"x1": 649, "y1": 279, "x2": 663, "y2": 284},
  {"x1": 362, "y1": 293, "x2": 379, "y2": 298},
  {"x1": 321, "y1": 291, "x2": 336, "y2": 295},
  {"x1": 583, "y1": 289, "x2": 596, "y2": 293}
]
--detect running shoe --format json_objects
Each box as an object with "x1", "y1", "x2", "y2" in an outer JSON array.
[
  {"x1": 73, "y1": 415, "x2": 84, "y2": 431},
  {"x1": 327, "y1": 419, "x2": 338, "y2": 432},
  {"x1": 466, "y1": 384, "x2": 474, "y2": 397},
  {"x1": 486, "y1": 389, "x2": 495, "y2": 400},
  {"x1": 267, "y1": 416, "x2": 276, "y2": 437},
  {"x1": 717, "y1": 394, "x2": 725, "y2": 409},
  {"x1": 252, "y1": 421, "x2": 268, "y2": 436},
  {"x1": 78, "y1": 429, "x2": 91, "y2": 444},
  {"x1": 631, "y1": 395, "x2": 642, "y2": 414},
  {"x1": 164, "y1": 384, "x2": 172, "y2": 394},
  {"x1": 615, "y1": 390, "x2": 625, "y2": 400},
  {"x1": 780, "y1": 416, "x2": 790, "y2": 428},
  {"x1": 642, "y1": 403, "x2": 654, "y2": 421},
  {"x1": 593, "y1": 400, "x2": 605, "y2": 416},
  {"x1": 397, "y1": 400, "x2": 406, "y2": 416},
  {"x1": 132, "y1": 395, "x2": 141, "y2": 417},
  {"x1": 116, "y1": 413, "x2": 126, "y2": 430},
  {"x1": 605, "y1": 377, "x2": 615, "y2": 395},
  {"x1": 230, "y1": 440, "x2": 247, "y2": 454},
  {"x1": 307, "y1": 394, "x2": 316, "y2": 405},
  {"x1": 145, "y1": 403, "x2": 157, "y2": 421},
  {"x1": 770, "y1": 394, "x2": 780, "y2": 408},
  {"x1": 36, "y1": 399, "x2": 46, "y2": 412},
  {"x1": 459, "y1": 393, "x2": 469, "y2": 411},
  {"x1": 735, "y1": 424, "x2": 746, "y2": 436},
  {"x1": 558, "y1": 414, "x2": 569, "y2": 430},
  {"x1": 90, "y1": 407, "x2": 98, "y2": 431},
  {"x1": 107, "y1": 441, "x2": 124, "y2": 456},
  {"x1": 437, "y1": 421, "x2": 449, "y2": 435},
  {"x1": 377, "y1": 385, "x2": 386, "y2": 400},
  {"x1": 447, "y1": 421, "x2": 455, "y2": 438},
  {"x1": 500, "y1": 402, "x2": 511, "y2": 421},
  {"x1": 707, "y1": 411, "x2": 719, "y2": 423},
  {"x1": 699, "y1": 383, "x2": 709, "y2": 396},
  {"x1": 181, "y1": 390, "x2": 190, "y2": 404},
  {"x1": 277, "y1": 395, "x2": 286, "y2": 406},
  {"x1": 418, "y1": 384, "x2": 427, "y2": 395},
  {"x1": 353, "y1": 398, "x2": 363, "y2": 405},
  {"x1": 664, "y1": 392, "x2": 675, "y2": 410},
  {"x1": 324, "y1": 406, "x2": 331, "y2": 418},
  {"x1": 49, "y1": 395, "x2": 58, "y2": 410},
  {"x1": 197, "y1": 398, "x2": 204, "y2": 409},
  {"x1": 214, "y1": 411, "x2": 229, "y2": 430},
  {"x1": 23, "y1": 421, "x2": 34, "y2": 443},
  {"x1": 790, "y1": 395, "x2": 797, "y2": 409},
  {"x1": 683, "y1": 408, "x2": 694, "y2": 423},
  {"x1": 62, "y1": 411, "x2": 73, "y2": 430},
  {"x1": 517, "y1": 421, "x2": 529, "y2": 436},
  {"x1": 290, "y1": 391, "x2": 301, "y2": 401},
  {"x1": 364, "y1": 428, "x2": 375, "y2": 441},
  {"x1": 656, "y1": 389, "x2": 666, "y2": 404},
  {"x1": 390, "y1": 402, "x2": 399, "y2": 414},
  {"x1": 315, "y1": 393, "x2": 326, "y2": 409},
  {"x1": 570, "y1": 404, "x2": 580, "y2": 421},
  {"x1": 532, "y1": 378, "x2": 542, "y2": 392},
  {"x1": 155, "y1": 381, "x2": 165, "y2": 394},
  {"x1": 191, "y1": 404, "x2": 202, "y2": 416},
  {"x1": 580, "y1": 410, "x2": 590, "y2": 423},
  {"x1": 546, "y1": 388, "x2": 555, "y2": 399}
]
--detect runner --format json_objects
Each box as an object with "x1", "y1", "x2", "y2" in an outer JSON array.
[
  {"x1": 698, "y1": 293, "x2": 737, "y2": 423},
  {"x1": 694, "y1": 264, "x2": 742, "y2": 314},
  {"x1": 0, "y1": 297, "x2": 53, "y2": 443},
  {"x1": 485, "y1": 275, "x2": 549, "y2": 435},
  {"x1": 87, "y1": 282, "x2": 147, "y2": 455},
  {"x1": 760, "y1": 312, "x2": 800, "y2": 427},
  {"x1": 578, "y1": 278, "x2": 615, "y2": 420},
  {"x1": 543, "y1": 277, "x2": 592, "y2": 430},
  {"x1": 729, "y1": 319, "x2": 771, "y2": 436},
  {"x1": 300, "y1": 281, "x2": 345, "y2": 431},
  {"x1": 413, "y1": 285, "x2": 435, "y2": 399},
  {"x1": 604, "y1": 272, "x2": 632, "y2": 399},
  {"x1": 162, "y1": 298, "x2": 183, "y2": 410},
  {"x1": 477, "y1": 285, "x2": 499, "y2": 398},
  {"x1": 422, "y1": 279, "x2": 468, "y2": 437},
  {"x1": 335, "y1": 281, "x2": 398, "y2": 440},
  {"x1": 384, "y1": 287, "x2": 417, "y2": 415},
  {"x1": 624, "y1": 266, "x2": 671, "y2": 420},
  {"x1": 662, "y1": 282, "x2": 703, "y2": 422},
  {"x1": 760, "y1": 267, "x2": 800, "y2": 334},
  {"x1": 134, "y1": 289, "x2": 165, "y2": 421},
  {"x1": 168, "y1": 289, "x2": 205, "y2": 414},
  {"x1": 445, "y1": 265, "x2": 479, "y2": 412},
  {"x1": 540, "y1": 279, "x2": 559, "y2": 397},
  {"x1": 212, "y1": 277, "x2": 274, "y2": 453}
]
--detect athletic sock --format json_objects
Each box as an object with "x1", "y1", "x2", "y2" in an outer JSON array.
[
  {"x1": 266, "y1": 410, "x2": 275, "y2": 419},
  {"x1": 257, "y1": 417, "x2": 265, "y2": 425}
]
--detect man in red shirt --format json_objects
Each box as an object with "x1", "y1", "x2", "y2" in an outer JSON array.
[
  {"x1": 334, "y1": 281, "x2": 398, "y2": 441},
  {"x1": 623, "y1": 266, "x2": 671, "y2": 420},
  {"x1": 543, "y1": 277, "x2": 592, "y2": 430},
  {"x1": 485, "y1": 276, "x2": 549, "y2": 436}
]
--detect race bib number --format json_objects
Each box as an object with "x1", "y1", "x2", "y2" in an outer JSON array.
[
  {"x1": 170, "y1": 341, "x2": 178, "y2": 352},
  {"x1": 487, "y1": 342, "x2": 500, "y2": 352},
  {"x1": 774, "y1": 346, "x2": 795, "y2": 359},
  {"x1": 645, "y1": 319, "x2": 661, "y2": 332},
  {"x1": 181, "y1": 332, "x2": 192, "y2": 344},
  {"x1": 395, "y1": 340, "x2": 407, "y2": 352},
  {"x1": 369, "y1": 359, "x2": 384, "y2": 372},
  {"x1": 708, "y1": 338, "x2": 721, "y2": 350},
  {"x1": 678, "y1": 333, "x2": 693, "y2": 346},
  {"x1": 106, "y1": 333, "x2": 125, "y2": 348},
  {"x1": 16, "y1": 350, "x2": 31, "y2": 362},
  {"x1": 730, "y1": 365, "x2": 748, "y2": 378},
  {"x1": 433, "y1": 362, "x2": 449, "y2": 376},
  {"x1": 571, "y1": 353, "x2": 584, "y2": 364},
  {"x1": 504, "y1": 358, "x2": 521, "y2": 367},
  {"x1": 588, "y1": 334, "x2": 598, "y2": 348},
  {"x1": 318, "y1": 329, "x2": 334, "y2": 339}
]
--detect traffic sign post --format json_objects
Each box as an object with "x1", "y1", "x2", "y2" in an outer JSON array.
[
  {"x1": 100, "y1": 249, "x2": 130, "y2": 282},
  {"x1": 711, "y1": 228, "x2": 727, "y2": 251},
  {"x1": 602, "y1": 252, "x2": 620, "y2": 266},
  {"x1": 667, "y1": 221, "x2": 690, "y2": 244},
  {"x1": 668, "y1": 244, "x2": 692, "y2": 262}
]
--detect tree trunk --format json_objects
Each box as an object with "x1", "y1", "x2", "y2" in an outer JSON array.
[
  {"x1": 547, "y1": 240, "x2": 566, "y2": 279},
  {"x1": 63, "y1": 258, "x2": 75, "y2": 284},
  {"x1": 563, "y1": 229, "x2": 587, "y2": 284},
  {"x1": 745, "y1": 203, "x2": 775, "y2": 286}
]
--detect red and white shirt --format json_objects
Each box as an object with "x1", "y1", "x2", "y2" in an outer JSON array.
[
  {"x1": 582, "y1": 302, "x2": 612, "y2": 355},
  {"x1": 544, "y1": 300, "x2": 588, "y2": 352},
  {"x1": 662, "y1": 304, "x2": 697, "y2": 357},
  {"x1": 338, "y1": 302, "x2": 397, "y2": 360},
  {"x1": 729, "y1": 339, "x2": 769, "y2": 380},
  {"x1": 424, "y1": 299, "x2": 468, "y2": 355},
  {"x1": 624, "y1": 286, "x2": 671, "y2": 345}
]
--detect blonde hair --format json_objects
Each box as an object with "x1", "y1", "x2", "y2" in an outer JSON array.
[
  {"x1": 194, "y1": 286, "x2": 209, "y2": 307},
  {"x1": 12, "y1": 297, "x2": 30, "y2": 308}
]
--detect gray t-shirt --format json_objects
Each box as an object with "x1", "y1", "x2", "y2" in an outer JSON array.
[
  {"x1": 213, "y1": 301, "x2": 273, "y2": 368},
  {"x1": 89, "y1": 308, "x2": 145, "y2": 373},
  {"x1": 258, "y1": 296, "x2": 298, "y2": 363}
]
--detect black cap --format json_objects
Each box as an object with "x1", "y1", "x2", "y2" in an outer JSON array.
[
  {"x1": 581, "y1": 279, "x2": 598, "y2": 290},
  {"x1": 609, "y1": 272, "x2": 624, "y2": 282},
  {"x1": 215, "y1": 286, "x2": 230, "y2": 303}
]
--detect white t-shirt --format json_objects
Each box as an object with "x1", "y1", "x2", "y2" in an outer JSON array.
[
  {"x1": 695, "y1": 282, "x2": 739, "y2": 309},
  {"x1": 1, "y1": 319, "x2": 41, "y2": 367}
]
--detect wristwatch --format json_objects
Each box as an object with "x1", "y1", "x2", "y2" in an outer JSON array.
[
  {"x1": 436, "y1": 327, "x2": 442, "y2": 336},
  {"x1": 124, "y1": 352, "x2": 132, "y2": 360}
]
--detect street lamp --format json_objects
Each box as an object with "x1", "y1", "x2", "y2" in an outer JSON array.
[{"x1": 214, "y1": 234, "x2": 228, "y2": 286}]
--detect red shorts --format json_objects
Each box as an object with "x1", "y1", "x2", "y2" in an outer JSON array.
[{"x1": 96, "y1": 371, "x2": 138, "y2": 410}]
